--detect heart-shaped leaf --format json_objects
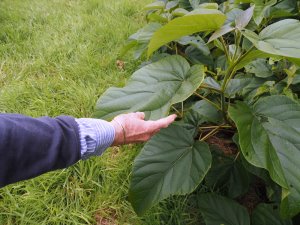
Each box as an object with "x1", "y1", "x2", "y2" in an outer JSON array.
[
  {"x1": 243, "y1": 19, "x2": 300, "y2": 58},
  {"x1": 129, "y1": 124, "x2": 211, "y2": 215},
  {"x1": 95, "y1": 55, "x2": 205, "y2": 120},
  {"x1": 229, "y1": 95, "x2": 300, "y2": 217}
]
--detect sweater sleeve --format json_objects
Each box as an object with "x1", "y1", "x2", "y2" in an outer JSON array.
[{"x1": 0, "y1": 114, "x2": 81, "y2": 188}]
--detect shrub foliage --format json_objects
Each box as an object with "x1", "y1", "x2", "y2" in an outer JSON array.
[{"x1": 96, "y1": 0, "x2": 300, "y2": 223}]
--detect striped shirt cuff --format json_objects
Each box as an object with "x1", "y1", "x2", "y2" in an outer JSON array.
[{"x1": 75, "y1": 118, "x2": 115, "y2": 160}]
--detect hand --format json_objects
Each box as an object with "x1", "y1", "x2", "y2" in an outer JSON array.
[{"x1": 110, "y1": 112, "x2": 177, "y2": 145}]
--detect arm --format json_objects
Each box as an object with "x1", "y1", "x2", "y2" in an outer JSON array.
[
  {"x1": 0, "y1": 114, "x2": 81, "y2": 188},
  {"x1": 0, "y1": 112, "x2": 176, "y2": 188}
]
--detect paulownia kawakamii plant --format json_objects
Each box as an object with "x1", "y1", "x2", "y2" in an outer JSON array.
[{"x1": 95, "y1": 0, "x2": 300, "y2": 223}]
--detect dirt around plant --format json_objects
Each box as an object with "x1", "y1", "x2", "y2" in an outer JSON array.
[
  {"x1": 238, "y1": 178, "x2": 269, "y2": 214},
  {"x1": 94, "y1": 208, "x2": 118, "y2": 225},
  {"x1": 206, "y1": 132, "x2": 238, "y2": 156}
]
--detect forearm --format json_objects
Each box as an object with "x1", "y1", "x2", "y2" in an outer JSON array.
[{"x1": 0, "y1": 114, "x2": 81, "y2": 188}]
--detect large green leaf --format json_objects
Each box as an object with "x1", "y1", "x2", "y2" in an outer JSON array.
[
  {"x1": 129, "y1": 124, "x2": 211, "y2": 215},
  {"x1": 228, "y1": 95, "x2": 300, "y2": 217},
  {"x1": 243, "y1": 19, "x2": 300, "y2": 58},
  {"x1": 198, "y1": 193, "x2": 250, "y2": 225},
  {"x1": 147, "y1": 9, "x2": 226, "y2": 56},
  {"x1": 252, "y1": 203, "x2": 293, "y2": 225},
  {"x1": 95, "y1": 55, "x2": 205, "y2": 120}
]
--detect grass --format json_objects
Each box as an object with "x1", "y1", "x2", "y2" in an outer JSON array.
[{"x1": 0, "y1": 0, "x2": 201, "y2": 224}]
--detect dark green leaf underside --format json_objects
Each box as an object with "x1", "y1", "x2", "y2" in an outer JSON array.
[
  {"x1": 229, "y1": 95, "x2": 300, "y2": 217},
  {"x1": 129, "y1": 124, "x2": 211, "y2": 215}
]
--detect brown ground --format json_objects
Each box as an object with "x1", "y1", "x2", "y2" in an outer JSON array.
[{"x1": 94, "y1": 208, "x2": 118, "y2": 225}]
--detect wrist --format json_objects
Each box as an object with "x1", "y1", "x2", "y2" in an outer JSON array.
[{"x1": 110, "y1": 120, "x2": 125, "y2": 145}]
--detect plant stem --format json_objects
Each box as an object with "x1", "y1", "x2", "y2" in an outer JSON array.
[
  {"x1": 220, "y1": 45, "x2": 255, "y2": 115},
  {"x1": 200, "y1": 125, "x2": 223, "y2": 141},
  {"x1": 193, "y1": 92, "x2": 221, "y2": 111},
  {"x1": 171, "y1": 106, "x2": 183, "y2": 118},
  {"x1": 220, "y1": 36, "x2": 230, "y2": 63},
  {"x1": 234, "y1": 152, "x2": 240, "y2": 161},
  {"x1": 199, "y1": 125, "x2": 232, "y2": 129},
  {"x1": 220, "y1": 93, "x2": 227, "y2": 122},
  {"x1": 205, "y1": 70, "x2": 217, "y2": 77},
  {"x1": 223, "y1": 45, "x2": 255, "y2": 89},
  {"x1": 166, "y1": 44, "x2": 173, "y2": 50},
  {"x1": 199, "y1": 85, "x2": 222, "y2": 93},
  {"x1": 181, "y1": 102, "x2": 184, "y2": 117},
  {"x1": 232, "y1": 30, "x2": 242, "y2": 62}
]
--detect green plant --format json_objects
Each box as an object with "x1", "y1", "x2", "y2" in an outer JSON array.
[{"x1": 96, "y1": 0, "x2": 300, "y2": 223}]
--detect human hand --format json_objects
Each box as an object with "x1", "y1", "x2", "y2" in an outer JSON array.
[{"x1": 110, "y1": 112, "x2": 177, "y2": 145}]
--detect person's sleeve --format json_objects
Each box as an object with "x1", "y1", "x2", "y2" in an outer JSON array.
[
  {"x1": 0, "y1": 114, "x2": 81, "y2": 188},
  {"x1": 75, "y1": 118, "x2": 115, "y2": 160}
]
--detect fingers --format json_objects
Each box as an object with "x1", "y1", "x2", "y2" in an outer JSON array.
[
  {"x1": 135, "y1": 112, "x2": 145, "y2": 120},
  {"x1": 111, "y1": 113, "x2": 176, "y2": 145},
  {"x1": 147, "y1": 114, "x2": 177, "y2": 130}
]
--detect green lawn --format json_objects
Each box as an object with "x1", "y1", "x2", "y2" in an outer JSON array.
[{"x1": 0, "y1": 0, "x2": 200, "y2": 224}]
